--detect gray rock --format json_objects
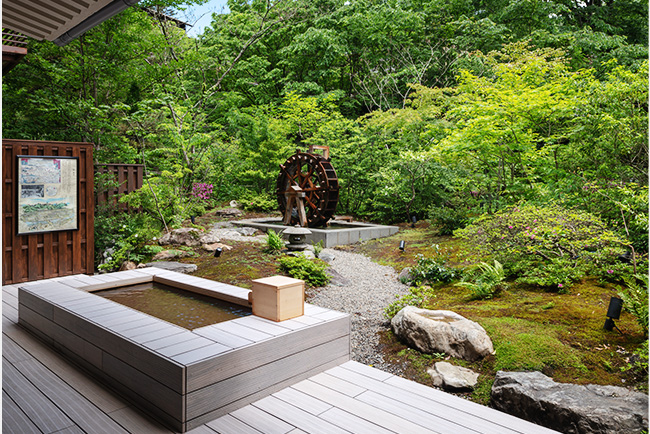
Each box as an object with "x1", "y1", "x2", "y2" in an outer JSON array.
[
  {"x1": 212, "y1": 221, "x2": 234, "y2": 229},
  {"x1": 158, "y1": 228, "x2": 202, "y2": 247},
  {"x1": 491, "y1": 371, "x2": 649, "y2": 434},
  {"x1": 198, "y1": 229, "x2": 221, "y2": 244},
  {"x1": 319, "y1": 251, "x2": 336, "y2": 263},
  {"x1": 391, "y1": 307, "x2": 494, "y2": 361},
  {"x1": 215, "y1": 208, "x2": 243, "y2": 217},
  {"x1": 326, "y1": 268, "x2": 351, "y2": 287},
  {"x1": 428, "y1": 362, "x2": 479, "y2": 391},
  {"x1": 144, "y1": 261, "x2": 197, "y2": 274},
  {"x1": 152, "y1": 249, "x2": 192, "y2": 261},
  {"x1": 119, "y1": 261, "x2": 137, "y2": 271},
  {"x1": 288, "y1": 251, "x2": 316, "y2": 259},
  {"x1": 234, "y1": 226, "x2": 258, "y2": 236},
  {"x1": 398, "y1": 267, "x2": 412, "y2": 283}
]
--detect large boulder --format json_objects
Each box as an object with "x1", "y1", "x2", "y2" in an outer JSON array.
[
  {"x1": 491, "y1": 371, "x2": 649, "y2": 434},
  {"x1": 428, "y1": 362, "x2": 479, "y2": 391},
  {"x1": 391, "y1": 307, "x2": 494, "y2": 361},
  {"x1": 158, "y1": 228, "x2": 202, "y2": 247}
]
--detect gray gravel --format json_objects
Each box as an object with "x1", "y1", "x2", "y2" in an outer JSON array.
[{"x1": 307, "y1": 248, "x2": 410, "y2": 373}]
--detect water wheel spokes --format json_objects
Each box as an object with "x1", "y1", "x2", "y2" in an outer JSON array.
[{"x1": 276, "y1": 150, "x2": 339, "y2": 228}]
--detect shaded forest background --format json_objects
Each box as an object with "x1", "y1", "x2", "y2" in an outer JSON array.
[{"x1": 3, "y1": 0, "x2": 648, "y2": 259}]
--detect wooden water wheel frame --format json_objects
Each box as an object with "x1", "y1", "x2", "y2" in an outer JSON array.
[{"x1": 276, "y1": 146, "x2": 339, "y2": 227}]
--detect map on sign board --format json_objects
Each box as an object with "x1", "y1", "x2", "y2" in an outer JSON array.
[{"x1": 17, "y1": 156, "x2": 78, "y2": 235}]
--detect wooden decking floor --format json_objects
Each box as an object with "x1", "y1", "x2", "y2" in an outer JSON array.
[{"x1": 3, "y1": 282, "x2": 559, "y2": 434}]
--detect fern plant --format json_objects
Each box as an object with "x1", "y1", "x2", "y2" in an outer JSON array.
[
  {"x1": 456, "y1": 260, "x2": 507, "y2": 300},
  {"x1": 618, "y1": 274, "x2": 649, "y2": 337},
  {"x1": 313, "y1": 240, "x2": 324, "y2": 258},
  {"x1": 264, "y1": 229, "x2": 284, "y2": 254}
]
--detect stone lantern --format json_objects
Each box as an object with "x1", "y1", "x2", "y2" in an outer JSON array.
[{"x1": 282, "y1": 225, "x2": 312, "y2": 251}]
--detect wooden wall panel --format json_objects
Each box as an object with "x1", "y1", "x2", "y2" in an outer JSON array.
[
  {"x1": 95, "y1": 164, "x2": 143, "y2": 213},
  {"x1": 2, "y1": 139, "x2": 94, "y2": 285}
]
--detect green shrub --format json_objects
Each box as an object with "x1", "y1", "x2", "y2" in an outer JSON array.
[
  {"x1": 241, "y1": 193, "x2": 277, "y2": 212},
  {"x1": 455, "y1": 203, "x2": 628, "y2": 290},
  {"x1": 409, "y1": 251, "x2": 458, "y2": 285},
  {"x1": 277, "y1": 255, "x2": 330, "y2": 287},
  {"x1": 618, "y1": 274, "x2": 649, "y2": 337},
  {"x1": 97, "y1": 213, "x2": 162, "y2": 271},
  {"x1": 264, "y1": 229, "x2": 284, "y2": 254},
  {"x1": 313, "y1": 240, "x2": 324, "y2": 258},
  {"x1": 384, "y1": 285, "x2": 436, "y2": 319},
  {"x1": 456, "y1": 260, "x2": 507, "y2": 300}
]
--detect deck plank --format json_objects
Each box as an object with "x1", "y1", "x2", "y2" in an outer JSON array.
[
  {"x1": 229, "y1": 404, "x2": 294, "y2": 433},
  {"x1": 206, "y1": 414, "x2": 263, "y2": 434},
  {"x1": 318, "y1": 407, "x2": 395, "y2": 434},
  {"x1": 273, "y1": 387, "x2": 333, "y2": 416},
  {"x1": 292, "y1": 378, "x2": 436, "y2": 434},
  {"x1": 3, "y1": 359, "x2": 78, "y2": 433},
  {"x1": 107, "y1": 405, "x2": 173, "y2": 433},
  {"x1": 327, "y1": 365, "x2": 516, "y2": 434},
  {"x1": 2, "y1": 390, "x2": 42, "y2": 434},
  {"x1": 252, "y1": 395, "x2": 350, "y2": 434},
  {"x1": 9, "y1": 357, "x2": 130, "y2": 433}
]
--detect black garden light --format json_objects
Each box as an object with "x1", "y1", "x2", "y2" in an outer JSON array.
[
  {"x1": 411, "y1": 215, "x2": 417, "y2": 228},
  {"x1": 399, "y1": 240, "x2": 405, "y2": 251},
  {"x1": 214, "y1": 247, "x2": 223, "y2": 258},
  {"x1": 604, "y1": 296, "x2": 623, "y2": 333}
]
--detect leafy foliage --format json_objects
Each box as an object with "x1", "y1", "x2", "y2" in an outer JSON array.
[
  {"x1": 455, "y1": 203, "x2": 629, "y2": 290},
  {"x1": 95, "y1": 212, "x2": 162, "y2": 271},
  {"x1": 618, "y1": 274, "x2": 649, "y2": 337},
  {"x1": 384, "y1": 285, "x2": 436, "y2": 319},
  {"x1": 277, "y1": 255, "x2": 330, "y2": 287},
  {"x1": 456, "y1": 260, "x2": 507, "y2": 300},
  {"x1": 408, "y1": 249, "x2": 458, "y2": 286},
  {"x1": 263, "y1": 229, "x2": 284, "y2": 255}
]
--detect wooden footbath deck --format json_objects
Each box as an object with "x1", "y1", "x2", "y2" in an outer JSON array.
[{"x1": 3, "y1": 272, "x2": 559, "y2": 434}]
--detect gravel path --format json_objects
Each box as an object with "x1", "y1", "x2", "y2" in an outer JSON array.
[{"x1": 307, "y1": 248, "x2": 410, "y2": 373}]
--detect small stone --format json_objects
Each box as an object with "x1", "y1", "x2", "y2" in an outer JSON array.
[
  {"x1": 119, "y1": 261, "x2": 137, "y2": 271},
  {"x1": 144, "y1": 261, "x2": 197, "y2": 274},
  {"x1": 152, "y1": 249, "x2": 191, "y2": 261},
  {"x1": 427, "y1": 362, "x2": 479, "y2": 391},
  {"x1": 398, "y1": 267, "x2": 412, "y2": 283},
  {"x1": 202, "y1": 242, "x2": 233, "y2": 252},
  {"x1": 198, "y1": 229, "x2": 221, "y2": 244},
  {"x1": 215, "y1": 208, "x2": 243, "y2": 217},
  {"x1": 158, "y1": 228, "x2": 202, "y2": 247},
  {"x1": 319, "y1": 251, "x2": 336, "y2": 262},
  {"x1": 234, "y1": 227, "x2": 257, "y2": 236}
]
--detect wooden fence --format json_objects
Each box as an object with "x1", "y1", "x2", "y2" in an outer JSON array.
[
  {"x1": 95, "y1": 164, "x2": 144, "y2": 212},
  {"x1": 2, "y1": 139, "x2": 94, "y2": 285}
]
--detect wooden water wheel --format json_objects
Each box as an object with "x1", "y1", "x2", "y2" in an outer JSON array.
[{"x1": 276, "y1": 146, "x2": 339, "y2": 227}]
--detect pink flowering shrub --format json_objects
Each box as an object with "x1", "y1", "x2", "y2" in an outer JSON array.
[
  {"x1": 192, "y1": 183, "x2": 213, "y2": 201},
  {"x1": 455, "y1": 203, "x2": 629, "y2": 291}
]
